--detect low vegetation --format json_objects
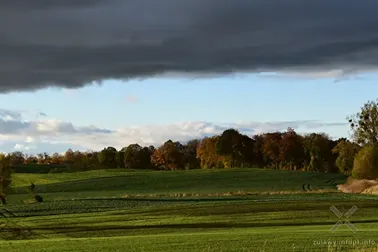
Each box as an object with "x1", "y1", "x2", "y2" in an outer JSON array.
[{"x1": 0, "y1": 168, "x2": 377, "y2": 251}]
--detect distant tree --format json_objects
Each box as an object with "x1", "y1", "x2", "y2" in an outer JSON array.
[
  {"x1": 43, "y1": 152, "x2": 51, "y2": 163},
  {"x1": 216, "y1": 129, "x2": 255, "y2": 168},
  {"x1": 116, "y1": 149, "x2": 125, "y2": 168},
  {"x1": 51, "y1": 152, "x2": 62, "y2": 164},
  {"x1": 352, "y1": 144, "x2": 378, "y2": 179},
  {"x1": 279, "y1": 128, "x2": 305, "y2": 170},
  {"x1": 9, "y1": 151, "x2": 25, "y2": 166},
  {"x1": 36, "y1": 153, "x2": 44, "y2": 164},
  {"x1": 71, "y1": 151, "x2": 88, "y2": 170},
  {"x1": 332, "y1": 139, "x2": 361, "y2": 174},
  {"x1": 197, "y1": 136, "x2": 226, "y2": 169},
  {"x1": 216, "y1": 129, "x2": 242, "y2": 167},
  {"x1": 124, "y1": 144, "x2": 142, "y2": 169},
  {"x1": 252, "y1": 134, "x2": 266, "y2": 168},
  {"x1": 151, "y1": 140, "x2": 184, "y2": 170},
  {"x1": 150, "y1": 148, "x2": 165, "y2": 170},
  {"x1": 182, "y1": 139, "x2": 200, "y2": 169},
  {"x1": 123, "y1": 144, "x2": 153, "y2": 169},
  {"x1": 348, "y1": 100, "x2": 378, "y2": 145},
  {"x1": 98, "y1": 147, "x2": 118, "y2": 168},
  {"x1": 0, "y1": 154, "x2": 12, "y2": 201},
  {"x1": 84, "y1": 151, "x2": 99, "y2": 168},
  {"x1": 24, "y1": 155, "x2": 38, "y2": 164},
  {"x1": 262, "y1": 132, "x2": 283, "y2": 169},
  {"x1": 303, "y1": 133, "x2": 335, "y2": 172},
  {"x1": 64, "y1": 149, "x2": 74, "y2": 164}
]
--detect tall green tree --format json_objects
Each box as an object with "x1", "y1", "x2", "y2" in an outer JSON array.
[
  {"x1": 332, "y1": 139, "x2": 361, "y2": 174},
  {"x1": 348, "y1": 99, "x2": 378, "y2": 145},
  {"x1": 124, "y1": 144, "x2": 142, "y2": 169},
  {"x1": 303, "y1": 133, "x2": 335, "y2": 172},
  {"x1": 216, "y1": 129, "x2": 254, "y2": 167},
  {"x1": 116, "y1": 150, "x2": 125, "y2": 168},
  {"x1": 98, "y1": 147, "x2": 118, "y2": 168}
]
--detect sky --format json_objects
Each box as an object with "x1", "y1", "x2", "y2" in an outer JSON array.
[
  {"x1": 1, "y1": 1, "x2": 378, "y2": 154},
  {"x1": 1, "y1": 72, "x2": 377, "y2": 154}
]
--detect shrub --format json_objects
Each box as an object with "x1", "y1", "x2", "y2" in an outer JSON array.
[
  {"x1": 352, "y1": 145, "x2": 378, "y2": 179},
  {"x1": 35, "y1": 195, "x2": 44, "y2": 203}
]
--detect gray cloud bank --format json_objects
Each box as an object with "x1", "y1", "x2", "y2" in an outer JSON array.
[{"x1": 1, "y1": 0, "x2": 378, "y2": 92}]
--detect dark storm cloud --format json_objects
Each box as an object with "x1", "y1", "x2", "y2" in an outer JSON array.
[{"x1": 1, "y1": 0, "x2": 378, "y2": 93}]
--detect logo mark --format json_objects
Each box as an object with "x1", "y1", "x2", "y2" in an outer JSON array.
[{"x1": 330, "y1": 205, "x2": 358, "y2": 233}]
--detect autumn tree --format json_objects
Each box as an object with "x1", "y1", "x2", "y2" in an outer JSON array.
[
  {"x1": 36, "y1": 153, "x2": 44, "y2": 164},
  {"x1": 24, "y1": 155, "x2": 37, "y2": 164},
  {"x1": 64, "y1": 148, "x2": 74, "y2": 164},
  {"x1": 348, "y1": 100, "x2": 378, "y2": 145},
  {"x1": 262, "y1": 132, "x2": 282, "y2": 169},
  {"x1": 279, "y1": 128, "x2": 305, "y2": 170},
  {"x1": 0, "y1": 154, "x2": 11, "y2": 201},
  {"x1": 332, "y1": 139, "x2": 361, "y2": 174},
  {"x1": 197, "y1": 136, "x2": 226, "y2": 169},
  {"x1": 150, "y1": 148, "x2": 165, "y2": 170},
  {"x1": 51, "y1": 152, "x2": 63, "y2": 164},
  {"x1": 151, "y1": 140, "x2": 184, "y2": 170}
]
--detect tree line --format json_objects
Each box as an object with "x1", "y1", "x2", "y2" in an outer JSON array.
[
  {"x1": 1, "y1": 99, "x2": 378, "y2": 201},
  {"x1": 0, "y1": 126, "x2": 364, "y2": 174}
]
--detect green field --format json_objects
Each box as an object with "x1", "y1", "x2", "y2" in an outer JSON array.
[{"x1": 1, "y1": 168, "x2": 378, "y2": 251}]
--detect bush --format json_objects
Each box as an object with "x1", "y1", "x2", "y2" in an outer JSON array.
[
  {"x1": 35, "y1": 195, "x2": 44, "y2": 203},
  {"x1": 352, "y1": 145, "x2": 378, "y2": 179}
]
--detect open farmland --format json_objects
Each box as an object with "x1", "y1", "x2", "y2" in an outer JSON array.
[{"x1": 1, "y1": 168, "x2": 378, "y2": 252}]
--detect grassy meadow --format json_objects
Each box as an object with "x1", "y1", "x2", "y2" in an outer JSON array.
[{"x1": 1, "y1": 168, "x2": 378, "y2": 251}]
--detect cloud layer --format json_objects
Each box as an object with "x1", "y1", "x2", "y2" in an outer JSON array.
[
  {"x1": 0, "y1": 109, "x2": 347, "y2": 154},
  {"x1": 1, "y1": 0, "x2": 378, "y2": 92}
]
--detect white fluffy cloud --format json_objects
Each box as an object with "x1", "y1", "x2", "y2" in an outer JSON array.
[{"x1": 0, "y1": 109, "x2": 348, "y2": 154}]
